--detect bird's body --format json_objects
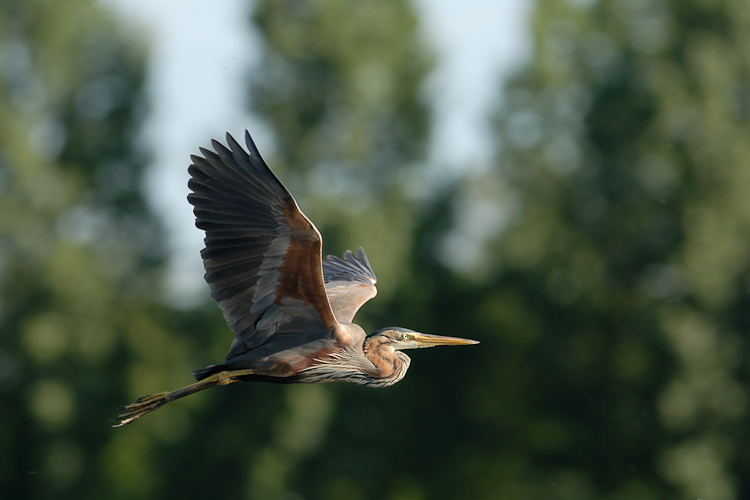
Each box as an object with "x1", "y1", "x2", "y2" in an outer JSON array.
[
  {"x1": 115, "y1": 132, "x2": 477, "y2": 426},
  {"x1": 195, "y1": 322, "x2": 369, "y2": 384}
]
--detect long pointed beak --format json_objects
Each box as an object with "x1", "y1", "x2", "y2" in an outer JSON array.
[{"x1": 411, "y1": 332, "x2": 479, "y2": 348}]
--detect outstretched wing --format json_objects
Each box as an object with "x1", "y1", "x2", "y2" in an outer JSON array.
[
  {"x1": 187, "y1": 131, "x2": 339, "y2": 358},
  {"x1": 322, "y1": 247, "x2": 377, "y2": 323}
]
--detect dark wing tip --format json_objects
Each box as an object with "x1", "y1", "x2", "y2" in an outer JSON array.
[
  {"x1": 244, "y1": 130, "x2": 263, "y2": 160},
  {"x1": 211, "y1": 138, "x2": 231, "y2": 156},
  {"x1": 356, "y1": 246, "x2": 370, "y2": 266},
  {"x1": 225, "y1": 132, "x2": 240, "y2": 149}
]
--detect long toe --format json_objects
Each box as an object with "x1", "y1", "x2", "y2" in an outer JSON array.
[
  {"x1": 113, "y1": 394, "x2": 169, "y2": 427},
  {"x1": 134, "y1": 391, "x2": 169, "y2": 404}
]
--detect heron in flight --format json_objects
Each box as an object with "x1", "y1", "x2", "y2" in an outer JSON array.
[{"x1": 115, "y1": 132, "x2": 478, "y2": 426}]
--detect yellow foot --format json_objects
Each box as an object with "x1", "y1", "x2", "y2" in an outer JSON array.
[
  {"x1": 112, "y1": 369, "x2": 256, "y2": 427},
  {"x1": 113, "y1": 391, "x2": 170, "y2": 427}
]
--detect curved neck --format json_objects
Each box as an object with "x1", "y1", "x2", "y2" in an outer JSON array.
[{"x1": 362, "y1": 336, "x2": 411, "y2": 387}]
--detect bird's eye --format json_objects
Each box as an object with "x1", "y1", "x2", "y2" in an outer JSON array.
[{"x1": 402, "y1": 333, "x2": 409, "y2": 340}]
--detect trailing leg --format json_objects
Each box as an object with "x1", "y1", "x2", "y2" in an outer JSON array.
[{"x1": 113, "y1": 369, "x2": 255, "y2": 427}]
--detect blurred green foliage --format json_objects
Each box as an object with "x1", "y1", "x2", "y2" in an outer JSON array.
[
  {"x1": 0, "y1": 0, "x2": 167, "y2": 498},
  {"x1": 2, "y1": 0, "x2": 750, "y2": 499},
  {"x1": 481, "y1": 1, "x2": 750, "y2": 498}
]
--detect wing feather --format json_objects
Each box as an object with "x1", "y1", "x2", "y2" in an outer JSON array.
[
  {"x1": 322, "y1": 247, "x2": 378, "y2": 323},
  {"x1": 188, "y1": 131, "x2": 339, "y2": 358}
]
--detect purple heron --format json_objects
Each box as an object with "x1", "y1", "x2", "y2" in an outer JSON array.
[{"x1": 114, "y1": 132, "x2": 477, "y2": 426}]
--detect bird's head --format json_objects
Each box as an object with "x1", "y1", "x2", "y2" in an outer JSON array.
[{"x1": 368, "y1": 327, "x2": 479, "y2": 350}]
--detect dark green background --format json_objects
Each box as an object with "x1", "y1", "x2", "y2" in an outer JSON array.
[{"x1": 2, "y1": 0, "x2": 749, "y2": 498}]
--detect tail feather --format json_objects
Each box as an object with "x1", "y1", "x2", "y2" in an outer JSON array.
[{"x1": 192, "y1": 363, "x2": 225, "y2": 381}]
